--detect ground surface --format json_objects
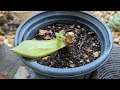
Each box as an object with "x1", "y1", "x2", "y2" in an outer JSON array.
[{"x1": 0, "y1": 45, "x2": 23, "y2": 78}]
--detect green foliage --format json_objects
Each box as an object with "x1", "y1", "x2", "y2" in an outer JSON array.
[{"x1": 108, "y1": 12, "x2": 120, "y2": 31}]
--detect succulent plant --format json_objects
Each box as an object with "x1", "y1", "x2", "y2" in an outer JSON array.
[
  {"x1": 11, "y1": 30, "x2": 66, "y2": 58},
  {"x1": 108, "y1": 12, "x2": 120, "y2": 31}
]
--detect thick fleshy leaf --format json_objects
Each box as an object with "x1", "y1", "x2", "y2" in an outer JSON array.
[{"x1": 11, "y1": 31, "x2": 66, "y2": 58}]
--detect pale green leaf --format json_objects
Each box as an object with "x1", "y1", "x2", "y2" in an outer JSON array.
[{"x1": 10, "y1": 31, "x2": 66, "y2": 58}]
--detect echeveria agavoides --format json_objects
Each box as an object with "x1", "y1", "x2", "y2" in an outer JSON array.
[{"x1": 10, "y1": 30, "x2": 66, "y2": 58}]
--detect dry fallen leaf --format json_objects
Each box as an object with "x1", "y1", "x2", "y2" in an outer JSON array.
[
  {"x1": 39, "y1": 30, "x2": 48, "y2": 35},
  {"x1": 83, "y1": 54, "x2": 88, "y2": 59},
  {"x1": 93, "y1": 51, "x2": 100, "y2": 58},
  {"x1": 42, "y1": 56, "x2": 50, "y2": 60},
  {"x1": 44, "y1": 35, "x2": 51, "y2": 40}
]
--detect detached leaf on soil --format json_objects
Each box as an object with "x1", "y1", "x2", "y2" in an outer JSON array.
[{"x1": 10, "y1": 31, "x2": 66, "y2": 58}]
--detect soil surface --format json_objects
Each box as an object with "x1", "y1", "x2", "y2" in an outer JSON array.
[{"x1": 33, "y1": 24, "x2": 101, "y2": 68}]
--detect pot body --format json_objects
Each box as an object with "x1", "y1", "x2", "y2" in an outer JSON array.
[{"x1": 14, "y1": 11, "x2": 112, "y2": 79}]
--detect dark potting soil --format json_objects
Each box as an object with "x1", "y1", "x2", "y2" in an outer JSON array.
[{"x1": 33, "y1": 24, "x2": 101, "y2": 68}]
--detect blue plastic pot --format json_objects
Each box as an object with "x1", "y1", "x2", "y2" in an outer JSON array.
[{"x1": 14, "y1": 11, "x2": 113, "y2": 79}]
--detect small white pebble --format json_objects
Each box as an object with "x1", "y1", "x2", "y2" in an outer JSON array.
[
  {"x1": 92, "y1": 43, "x2": 96, "y2": 46},
  {"x1": 70, "y1": 25, "x2": 74, "y2": 29},
  {"x1": 76, "y1": 25, "x2": 80, "y2": 28},
  {"x1": 86, "y1": 59, "x2": 90, "y2": 63},
  {"x1": 69, "y1": 61, "x2": 73, "y2": 63},
  {"x1": 69, "y1": 64, "x2": 75, "y2": 68},
  {"x1": 80, "y1": 60, "x2": 84, "y2": 63}
]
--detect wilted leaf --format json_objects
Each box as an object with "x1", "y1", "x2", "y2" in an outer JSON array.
[{"x1": 10, "y1": 31, "x2": 66, "y2": 58}]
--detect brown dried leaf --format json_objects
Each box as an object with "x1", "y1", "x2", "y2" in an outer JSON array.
[
  {"x1": 42, "y1": 56, "x2": 50, "y2": 60},
  {"x1": 44, "y1": 35, "x2": 51, "y2": 40},
  {"x1": 93, "y1": 51, "x2": 100, "y2": 58},
  {"x1": 83, "y1": 54, "x2": 88, "y2": 59}
]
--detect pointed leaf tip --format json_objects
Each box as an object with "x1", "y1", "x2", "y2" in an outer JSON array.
[{"x1": 11, "y1": 31, "x2": 66, "y2": 58}]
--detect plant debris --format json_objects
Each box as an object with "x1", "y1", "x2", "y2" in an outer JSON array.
[
  {"x1": 44, "y1": 35, "x2": 52, "y2": 40},
  {"x1": 33, "y1": 24, "x2": 101, "y2": 68},
  {"x1": 93, "y1": 51, "x2": 100, "y2": 58},
  {"x1": 39, "y1": 30, "x2": 48, "y2": 35}
]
